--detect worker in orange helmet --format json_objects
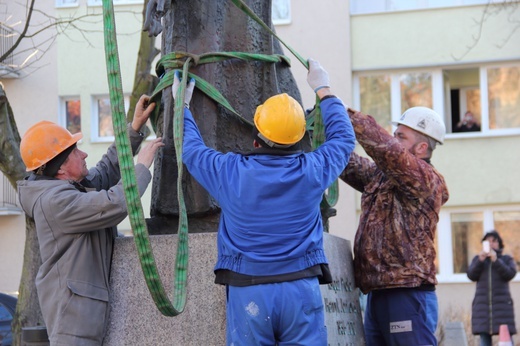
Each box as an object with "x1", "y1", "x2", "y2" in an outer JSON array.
[{"x1": 17, "y1": 95, "x2": 163, "y2": 345}]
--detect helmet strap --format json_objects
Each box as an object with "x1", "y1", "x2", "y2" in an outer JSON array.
[
  {"x1": 35, "y1": 164, "x2": 46, "y2": 176},
  {"x1": 257, "y1": 132, "x2": 293, "y2": 149}
]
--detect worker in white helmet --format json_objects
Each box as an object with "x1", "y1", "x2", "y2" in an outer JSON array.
[
  {"x1": 339, "y1": 106, "x2": 450, "y2": 346},
  {"x1": 173, "y1": 60, "x2": 356, "y2": 345}
]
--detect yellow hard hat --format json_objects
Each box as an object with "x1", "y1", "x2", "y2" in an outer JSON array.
[
  {"x1": 253, "y1": 93, "x2": 305, "y2": 147},
  {"x1": 20, "y1": 121, "x2": 82, "y2": 171}
]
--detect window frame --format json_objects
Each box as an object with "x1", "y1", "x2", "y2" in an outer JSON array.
[
  {"x1": 272, "y1": 0, "x2": 291, "y2": 26},
  {"x1": 353, "y1": 68, "x2": 443, "y2": 130},
  {"x1": 90, "y1": 94, "x2": 130, "y2": 143},
  {"x1": 350, "y1": 0, "x2": 491, "y2": 15},
  {"x1": 353, "y1": 62, "x2": 520, "y2": 140},
  {"x1": 87, "y1": 0, "x2": 143, "y2": 6},
  {"x1": 59, "y1": 95, "x2": 82, "y2": 139},
  {"x1": 437, "y1": 206, "x2": 520, "y2": 283},
  {"x1": 55, "y1": 0, "x2": 79, "y2": 8}
]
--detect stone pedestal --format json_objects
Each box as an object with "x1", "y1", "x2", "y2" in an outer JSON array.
[{"x1": 105, "y1": 233, "x2": 364, "y2": 345}]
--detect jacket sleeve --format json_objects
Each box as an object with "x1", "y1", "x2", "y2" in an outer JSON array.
[
  {"x1": 43, "y1": 164, "x2": 152, "y2": 234},
  {"x1": 311, "y1": 97, "x2": 356, "y2": 190},
  {"x1": 82, "y1": 123, "x2": 145, "y2": 191},
  {"x1": 181, "y1": 108, "x2": 227, "y2": 198},
  {"x1": 347, "y1": 109, "x2": 448, "y2": 203},
  {"x1": 494, "y1": 255, "x2": 518, "y2": 281},
  {"x1": 467, "y1": 256, "x2": 484, "y2": 282},
  {"x1": 339, "y1": 152, "x2": 378, "y2": 193}
]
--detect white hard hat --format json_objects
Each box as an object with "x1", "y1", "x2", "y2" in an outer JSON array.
[{"x1": 392, "y1": 107, "x2": 446, "y2": 144}]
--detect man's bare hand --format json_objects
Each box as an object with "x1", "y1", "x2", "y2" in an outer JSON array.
[
  {"x1": 132, "y1": 95, "x2": 155, "y2": 133},
  {"x1": 137, "y1": 138, "x2": 164, "y2": 168}
]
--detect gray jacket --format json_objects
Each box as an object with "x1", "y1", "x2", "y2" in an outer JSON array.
[{"x1": 17, "y1": 126, "x2": 150, "y2": 346}]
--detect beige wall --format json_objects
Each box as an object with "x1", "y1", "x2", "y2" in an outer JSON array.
[
  {"x1": 350, "y1": 2, "x2": 520, "y2": 337},
  {"x1": 1, "y1": 1, "x2": 58, "y2": 293},
  {"x1": 4, "y1": 3, "x2": 518, "y2": 339},
  {"x1": 351, "y1": 5, "x2": 520, "y2": 70},
  {"x1": 275, "y1": 0, "x2": 357, "y2": 241},
  {"x1": 436, "y1": 135, "x2": 520, "y2": 207},
  {"x1": 56, "y1": 4, "x2": 150, "y2": 233}
]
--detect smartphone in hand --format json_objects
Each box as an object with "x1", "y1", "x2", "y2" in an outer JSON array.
[{"x1": 483, "y1": 240, "x2": 490, "y2": 253}]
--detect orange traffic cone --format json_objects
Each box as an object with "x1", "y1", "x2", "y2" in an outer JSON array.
[{"x1": 498, "y1": 324, "x2": 513, "y2": 346}]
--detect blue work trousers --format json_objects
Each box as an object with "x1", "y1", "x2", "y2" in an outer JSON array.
[
  {"x1": 225, "y1": 277, "x2": 327, "y2": 346},
  {"x1": 364, "y1": 288, "x2": 438, "y2": 346}
]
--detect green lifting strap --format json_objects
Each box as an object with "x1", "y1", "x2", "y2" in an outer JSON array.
[
  {"x1": 101, "y1": 0, "x2": 340, "y2": 317},
  {"x1": 102, "y1": 0, "x2": 187, "y2": 316},
  {"x1": 228, "y1": 0, "x2": 339, "y2": 207}
]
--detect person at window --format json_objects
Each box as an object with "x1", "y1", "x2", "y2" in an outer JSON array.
[
  {"x1": 17, "y1": 95, "x2": 164, "y2": 346},
  {"x1": 174, "y1": 59, "x2": 356, "y2": 345},
  {"x1": 455, "y1": 110, "x2": 481, "y2": 132},
  {"x1": 467, "y1": 229, "x2": 517, "y2": 346},
  {"x1": 339, "y1": 106, "x2": 449, "y2": 345}
]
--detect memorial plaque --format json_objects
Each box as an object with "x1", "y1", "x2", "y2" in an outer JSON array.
[
  {"x1": 322, "y1": 235, "x2": 366, "y2": 346},
  {"x1": 105, "y1": 233, "x2": 364, "y2": 345}
]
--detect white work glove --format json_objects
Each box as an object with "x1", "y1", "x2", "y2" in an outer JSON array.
[
  {"x1": 307, "y1": 59, "x2": 330, "y2": 93},
  {"x1": 171, "y1": 71, "x2": 196, "y2": 108}
]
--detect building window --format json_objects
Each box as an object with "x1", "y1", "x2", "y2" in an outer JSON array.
[
  {"x1": 444, "y1": 67, "x2": 480, "y2": 133},
  {"x1": 400, "y1": 72, "x2": 432, "y2": 113},
  {"x1": 272, "y1": 0, "x2": 291, "y2": 25},
  {"x1": 353, "y1": 71, "x2": 434, "y2": 132},
  {"x1": 487, "y1": 66, "x2": 520, "y2": 130},
  {"x1": 350, "y1": 0, "x2": 490, "y2": 15},
  {"x1": 436, "y1": 207, "x2": 520, "y2": 282},
  {"x1": 60, "y1": 97, "x2": 81, "y2": 135},
  {"x1": 56, "y1": 0, "x2": 79, "y2": 8},
  {"x1": 450, "y1": 212, "x2": 483, "y2": 274},
  {"x1": 92, "y1": 95, "x2": 130, "y2": 142},
  {"x1": 87, "y1": 0, "x2": 143, "y2": 6},
  {"x1": 358, "y1": 74, "x2": 392, "y2": 133},
  {"x1": 91, "y1": 95, "x2": 155, "y2": 142},
  {"x1": 493, "y1": 210, "x2": 520, "y2": 268},
  {"x1": 353, "y1": 63, "x2": 520, "y2": 138},
  {"x1": 445, "y1": 64, "x2": 520, "y2": 134}
]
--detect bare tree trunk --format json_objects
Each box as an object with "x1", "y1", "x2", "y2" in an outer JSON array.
[
  {"x1": 0, "y1": 84, "x2": 44, "y2": 346},
  {"x1": 0, "y1": 85, "x2": 25, "y2": 183},
  {"x1": 148, "y1": 0, "x2": 308, "y2": 234},
  {"x1": 11, "y1": 216, "x2": 44, "y2": 346}
]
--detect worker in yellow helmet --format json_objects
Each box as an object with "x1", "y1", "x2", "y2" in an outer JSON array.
[
  {"x1": 17, "y1": 95, "x2": 164, "y2": 345},
  {"x1": 173, "y1": 59, "x2": 356, "y2": 345}
]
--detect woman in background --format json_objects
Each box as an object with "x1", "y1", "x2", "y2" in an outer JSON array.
[{"x1": 467, "y1": 230, "x2": 517, "y2": 346}]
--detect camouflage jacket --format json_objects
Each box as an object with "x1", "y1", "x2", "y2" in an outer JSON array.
[{"x1": 339, "y1": 109, "x2": 449, "y2": 294}]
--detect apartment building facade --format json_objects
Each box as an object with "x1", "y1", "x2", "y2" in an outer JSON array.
[
  {"x1": 347, "y1": 0, "x2": 520, "y2": 334},
  {"x1": 1, "y1": 0, "x2": 519, "y2": 341}
]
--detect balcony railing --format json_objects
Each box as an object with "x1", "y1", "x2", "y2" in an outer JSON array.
[
  {"x1": 0, "y1": 173, "x2": 22, "y2": 216},
  {"x1": 0, "y1": 23, "x2": 19, "y2": 79}
]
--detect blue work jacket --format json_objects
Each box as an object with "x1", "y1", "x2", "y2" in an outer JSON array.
[{"x1": 182, "y1": 96, "x2": 355, "y2": 277}]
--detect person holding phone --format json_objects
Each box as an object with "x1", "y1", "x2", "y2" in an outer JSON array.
[{"x1": 467, "y1": 230, "x2": 517, "y2": 346}]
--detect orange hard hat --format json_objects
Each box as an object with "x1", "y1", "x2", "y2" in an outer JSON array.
[{"x1": 20, "y1": 121, "x2": 83, "y2": 172}]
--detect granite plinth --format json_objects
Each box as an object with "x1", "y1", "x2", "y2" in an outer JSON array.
[{"x1": 105, "y1": 233, "x2": 364, "y2": 345}]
